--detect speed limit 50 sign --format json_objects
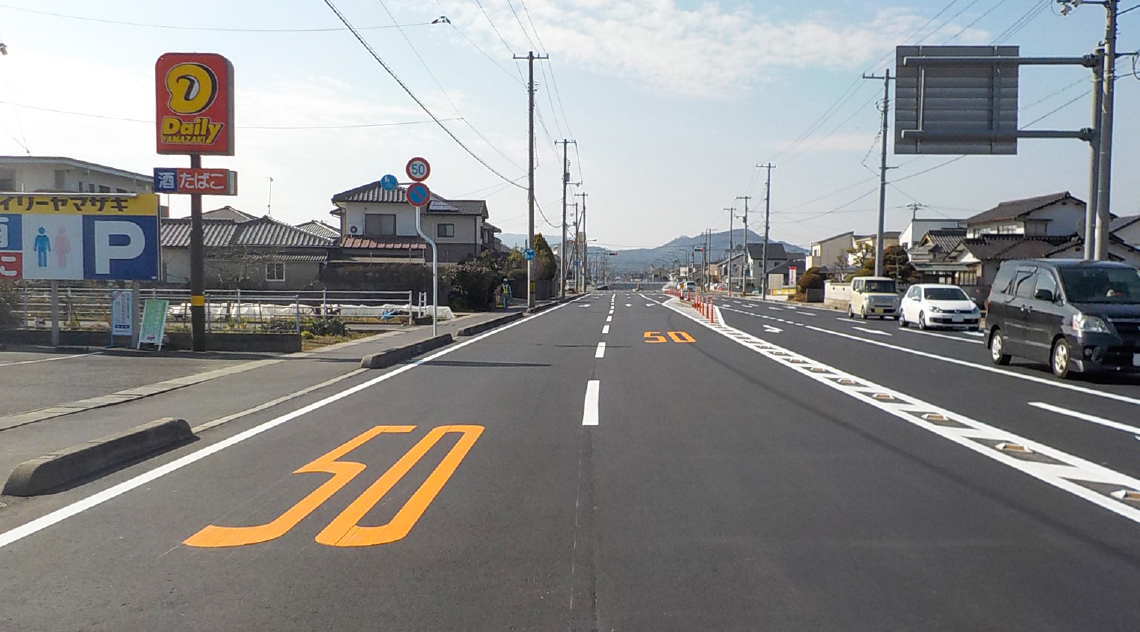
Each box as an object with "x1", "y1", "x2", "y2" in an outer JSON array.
[{"x1": 406, "y1": 157, "x2": 430, "y2": 182}]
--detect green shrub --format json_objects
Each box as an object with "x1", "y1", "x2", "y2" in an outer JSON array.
[
  {"x1": 303, "y1": 316, "x2": 347, "y2": 337},
  {"x1": 301, "y1": 330, "x2": 316, "y2": 340},
  {"x1": 261, "y1": 317, "x2": 298, "y2": 332}
]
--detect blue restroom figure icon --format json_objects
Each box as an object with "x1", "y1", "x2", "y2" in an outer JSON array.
[{"x1": 34, "y1": 227, "x2": 51, "y2": 267}]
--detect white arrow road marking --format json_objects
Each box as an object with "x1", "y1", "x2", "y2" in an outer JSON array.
[
  {"x1": 625, "y1": 304, "x2": 632, "y2": 308},
  {"x1": 582, "y1": 380, "x2": 600, "y2": 426},
  {"x1": 1030, "y1": 402, "x2": 1140, "y2": 437},
  {"x1": 763, "y1": 325, "x2": 783, "y2": 333}
]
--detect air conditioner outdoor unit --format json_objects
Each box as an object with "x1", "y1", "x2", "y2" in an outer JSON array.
[{"x1": 349, "y1": 225, "x2": 359, "y2": 234}]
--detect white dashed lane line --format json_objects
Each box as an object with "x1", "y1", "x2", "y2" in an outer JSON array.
[
  {"x1": 675, "y1": 299, "x2": 1140, "y2": 527},
  {"x1": 1030, "y1": 402, "x2": 1140, "y2": 437},
  {"x1": 602, "y1": 325, "x2": 610, "y2": 334},
  {"x1": 582, "y1": 380, "x2": 600, "y2": 426},
  {"x1": 595, "y1": 342, "x2": 606, "y2": 358}
]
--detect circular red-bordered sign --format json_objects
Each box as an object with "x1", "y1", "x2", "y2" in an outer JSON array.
[
  {"x1": 406, "y1": 157, "x2": 430, "y2": 182},
  {"x1": 407, "y1": 182, "x2": 431, "y2": 207}
]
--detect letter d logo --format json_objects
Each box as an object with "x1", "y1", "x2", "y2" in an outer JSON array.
[{"x1": 165, "y1": 62, "x2": 218, "y2": 115}]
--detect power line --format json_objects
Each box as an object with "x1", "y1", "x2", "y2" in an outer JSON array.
[
  {"x1": 0, "y1": 3, "x2": 431, "y2": 32},
  {"x1": 321, "y1": 0, "x2": 525, "y2": 189},
  {"x1": 1023, "y1": 91, "x2": 1088, "y2": 127},
  {"x1": 0, "y1": 98, "x2": 464, "y2": 129},
  {"x1": 944, "y1": 0, "x2": 1010, "y2": 44}
]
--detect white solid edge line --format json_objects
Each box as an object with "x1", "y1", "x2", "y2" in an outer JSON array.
[
  {"x1": 721, "y1": 303, "x2": 1140, "y2": 409},
  {"x1": 582, "y1": 380, "x2": 600, "y2": 426},
  {"x1": 676, "y1": 300, "x2": 1140, "y2": 526},
  {"x1": 0, "y1": 297, "x2": 582, "y2": 550},
  {"x1": 595, "y1": 342, "x2": 606, "y2": 358},
  {"x1": 899, "y1": 328, "x2": 984, "y2": 345},
  {"x1": 1029, "y1": 402, "x2": 1140, "y2": 436},
  {"x1": 0, "y1": 351, "x2": 99, "y2": 369}
]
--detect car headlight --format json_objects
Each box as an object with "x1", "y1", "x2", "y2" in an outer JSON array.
[
  {"x1": 929, "y1": 305, "x2": 944, "y2": 313},
  {"x1": 1073, "y1": 313, "x2": 1111, "y2": 334}
]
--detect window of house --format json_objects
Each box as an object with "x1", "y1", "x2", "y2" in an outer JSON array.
[
  {"x1": 98, "y1": 185, "x2": 111, "y2": 193},
  {"x1": 365, "y1": 213, "x2": 397, "y2": 237},
  {"x1": 437, "y1": 223, "x2": 455, "y2": 238},
  {"x1": 266, "y1": 262, "x2": 285, "y2": 282},
  {"x1": 88, "y1": 183, "x2": 96, "y2": 193}
]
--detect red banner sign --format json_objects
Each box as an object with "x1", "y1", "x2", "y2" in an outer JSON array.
[{"x1": 155, "y1": 53, "x2": 235, "y2": 155}]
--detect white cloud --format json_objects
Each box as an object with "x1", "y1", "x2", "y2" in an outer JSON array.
[{"x1": 444, "y1": 1, "x2": 930, "y2": 98}]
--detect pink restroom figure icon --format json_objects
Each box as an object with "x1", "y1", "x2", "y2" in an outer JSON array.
[{"x1": 54, "y1": 226, "x2": 71, "y2": 268}]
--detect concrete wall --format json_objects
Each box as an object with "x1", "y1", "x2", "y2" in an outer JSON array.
[{"x1": 824, "y1": 281, "x2": 852, "y2": 309}]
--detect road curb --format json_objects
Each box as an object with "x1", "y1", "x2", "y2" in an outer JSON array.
[
  {"x1": 456, "y1": 312, "x2": 523, "y2": 337},
  {"x1": 2, "y1": 417, "x2": 193, "y2": 497},
  {"x1": 360, "y1": 334, "x2": 453, "y2": 369},
  {"x1": 526, "y1": 298, "x2": 568, "y2": 315}
]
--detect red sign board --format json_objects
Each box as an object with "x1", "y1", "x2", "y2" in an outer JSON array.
[
  {"x1": 155, "y1": 53, "x2": 235, "y2": 155},
  {"x1": 406, "y1": 182, "x2": 431, "y2": 207},
  {"x1": 154, "y1": 168, "x2": 237, "y2": 195}
]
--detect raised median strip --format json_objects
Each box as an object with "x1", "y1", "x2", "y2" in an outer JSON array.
[
  {"x1": 456, "y1": 312, "x2": 523, "y2": 337},
  {"x1": 360, "y1": 334, "x2": 454, "y2": 369},
  {"x1": 2, "y1": 417, "x2": 194, "y2": 497}
]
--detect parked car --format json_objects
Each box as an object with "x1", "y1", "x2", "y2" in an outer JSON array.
[
  {"x1": 847, "y1": 276, "x2": 900, "y2": 320},
  {"x1": 899, "y1": 284, "x2": 981, "y2": 330},
  {"x1": 986, "y1": 259, "x2": 1140, "y2": 378},
  {"x1": 683, "y1": 280, "x2": 698, "y2": 294}
]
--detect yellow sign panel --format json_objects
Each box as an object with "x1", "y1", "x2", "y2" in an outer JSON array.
[{"x1": 0, "y1": 193, "x2": 159, "y2": 216}]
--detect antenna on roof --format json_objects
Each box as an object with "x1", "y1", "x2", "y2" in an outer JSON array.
[{"x1": 267, "y1": 177, "x2": 274, "y2": 217}]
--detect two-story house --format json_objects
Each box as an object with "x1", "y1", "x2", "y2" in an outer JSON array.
[
  {"x1": 329, "y1": 181, "x2": 494, "y2": 264},
  {"x1": 0, "y1": 156, "x2": 153, "y2": 195},
  {"x1": 806, "y1": 231, "x2": 854, "y2": 274}
]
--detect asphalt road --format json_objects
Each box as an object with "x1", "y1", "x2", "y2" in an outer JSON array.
[{"x1": 3, "y1": 292, "x2": 1140, "y2": 630}]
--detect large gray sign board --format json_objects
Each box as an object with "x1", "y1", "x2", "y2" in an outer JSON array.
[{"x1": 895, "y1": 45, "x2": 1020, "y2": 155}]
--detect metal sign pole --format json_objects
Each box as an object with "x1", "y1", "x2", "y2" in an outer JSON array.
[
  {"x1": 49, "y1": 280, "x2": 59, "y2": 347},
  {"x1": 414, "y1": 204, "x2": 438, "y2": 337},
  {"x1": 189, "y1": 154, "x2": 206, "y2": 351}
]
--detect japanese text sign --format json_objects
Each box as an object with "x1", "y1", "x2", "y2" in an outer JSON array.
[
  {"x1": 156, "y1": 53, "x2": 235, "y2": 155},
  {"x1": 154, "y1": 168, "x2": 237, "y2": 195},
  {"x1": 0, "y1": 194, "x2": 160, "y2": 281}
]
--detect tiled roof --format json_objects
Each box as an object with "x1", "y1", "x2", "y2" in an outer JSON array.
[
  {"x1": 959, "y1": 235, "x2": 1073, "y2": 261},
  {"x1": 161, "y1": 216, "x2": 334, "y2": 249},
  {"x1": 331, "y1": 182, "x2": 488, "y2": 217},
  {"x1": 161, "y1": 218, "x2": 239, "y2": 248},
  {"x1": 483, "y1": 221, "x2": 503, "y2": 234},
  {"x1": 296, "y1": 220, "x2": 340, "y2": 240},
  {"x1": 1111, "y1": 215, "x2": 1140, "y2": 234},
  {"x1": 964, "y1": 192, "x2": 1082, "y2": 226},
  {"x1": 232, "y1": 216, "x2": 334, "y2": 248},
  {"x1": 202, "y1": 206, "x2": 257, "y2": 222},
  {"x1": 924, "y1": 228, "x2": 966, "y2": 254},
  {"x1": 339, "y1": 236, "x2": 427, "y2": 250}
]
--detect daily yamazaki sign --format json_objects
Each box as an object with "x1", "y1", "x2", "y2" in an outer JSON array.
[{"x1": 155, "y1": 53, "x2": 234, "y2": 155}]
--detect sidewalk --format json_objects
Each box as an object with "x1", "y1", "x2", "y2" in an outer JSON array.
[{"x1": 0, "y1": 306, "x2": 535, "y2": 488}]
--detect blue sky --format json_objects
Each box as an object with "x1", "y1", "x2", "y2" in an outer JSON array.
[{"x1": 0, "y1": 0, "x2": 1135, "y2": 251}]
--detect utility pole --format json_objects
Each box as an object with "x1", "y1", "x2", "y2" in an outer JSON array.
[
  {"x1": 576, "y1": 191, "x2": 588, "y2": 291},
  {"x1": 1085, "y1": 46, "x2": 1104, "y2": 260},
  {"x1": 863, "y1": 69, "x2": 893, "y2": 276},
  {"x1": 737, "y1": 193, "x2": 752, "y2": 296},
  {"x1": 555, "y1": 139, "x2": 576, "y2": 298},
  {"x1": 514, "y1": 51, "x2": 549, "y2": 307},
  {"x1": 1095, "y1": 1, "x2": 1118, "y2": 260},
  {"x1": 725, "y1": 207, "x2": 735, "y2": 292}
]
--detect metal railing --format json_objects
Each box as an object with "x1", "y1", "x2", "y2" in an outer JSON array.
[{"x1": 1, "y1": 285, "x2": 425, "y2": 333}]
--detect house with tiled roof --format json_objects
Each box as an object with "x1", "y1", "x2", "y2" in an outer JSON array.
[
  {"x1": 161, "y1": 213, "x2": 334, "y2": 289},
  {"x1": 963, "y1": 191, "x2": 1087, "y2": 238},
  {"x1": 296, "y1": 219, "x2": 341, "y2": 241},
  {"x1": 328, "y1": 180, "x2": 496, "y2": 264}
]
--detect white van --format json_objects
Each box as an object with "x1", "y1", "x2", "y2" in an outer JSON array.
[{"x1": 847, "y1": 276, "x2": 900, "y2": 320}]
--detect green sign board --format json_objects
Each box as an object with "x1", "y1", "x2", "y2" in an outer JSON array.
[{"x1": 137, "y1": 299, "x2": 169, "y2": 350}]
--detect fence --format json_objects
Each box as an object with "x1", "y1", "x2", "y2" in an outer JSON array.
[{"x1": 0, "y1": 284, "x2": 450, "y2": 334}]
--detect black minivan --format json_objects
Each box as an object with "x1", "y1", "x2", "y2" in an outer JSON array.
[{"x1": 986, "y1": 259, "x2": 1140, "y2": 378}]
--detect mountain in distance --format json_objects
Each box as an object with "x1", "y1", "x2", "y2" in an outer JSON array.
[
  {"x1": 497, "y1": 230, "x2": 806, "y2": 272},
  {"x1": 606, "y1": 230, "x2": 806, "y2": 271}
]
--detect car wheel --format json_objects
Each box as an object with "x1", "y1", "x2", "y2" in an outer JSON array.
[
  {"x1": 990, "y1": 329, "x2": 1011, "y2": 365},
  {"x1": 1051, "y1": 338, "x2": 1072, "y2": 379},
  {"x1": 847, "y1": 305, "x2": 853, "y2": 318},
  {"x1": 899, "y1": 314, "x2": 908, "y2": 328},
  {"x1": 917, "y1": 311, "x2": 927, "y2": 330},
  {"x1": 860, "y1": 305, "x2": 868, "y2": 320}
]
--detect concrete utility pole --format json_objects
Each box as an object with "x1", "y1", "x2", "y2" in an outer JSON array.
[
  {"x1": 576, "y1": 191, "x2": 588, "y2": 290},
  {"x1": 1094, "y1": 1, "x2": 1118, "y2": 261},
  {"x1": 737, "y1": 194, "x2": 751, "y2": 296},
  {"x1": 862, "y1": 69, "x2": 893, "y2": 276},
  {"x1": 556, "y1": 139, "x2": 576, "y2": 298},
  {"x1": 761, "y1": 166, "x2": 774, "y2": 297},
  {"x1": 514, "y1": 51, "x2": 548, "y2": 307},
  {"x1": 725, "y1": 206, "x2": 736, "y2": 292}
]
